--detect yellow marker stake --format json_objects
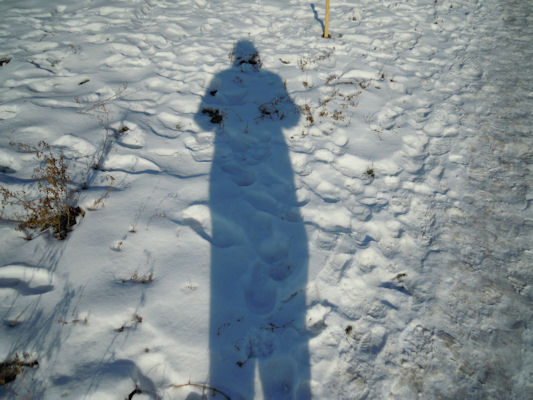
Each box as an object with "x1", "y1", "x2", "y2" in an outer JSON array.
[{"x1": 324, "y1": 0, "x2": 330, "y2": 38}]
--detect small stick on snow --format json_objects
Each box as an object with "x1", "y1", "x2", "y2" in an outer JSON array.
[{"x1": 173, "y1": 382, "x2": 231, "y2": 399}]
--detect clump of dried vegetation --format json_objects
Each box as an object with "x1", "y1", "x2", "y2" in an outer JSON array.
[
  {"x1": 121, "y1": 272, "x2": 154, "y2": 284},
  {"x1": 115, "y1": 314, "x2": 143, "y2": 333},
  {"x1": 201, "y1": 107, "x2": 224, "y2": 124},
  {"x1": 0, "y1": 141, "x2": 83, "y2": 239},
  {"x1": 0, "y1": 353, "x2": 38, "y2": 387}
]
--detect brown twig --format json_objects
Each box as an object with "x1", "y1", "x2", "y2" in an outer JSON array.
[{"x1": 172, "y1": 382, "x2": 231, "y2": 400}]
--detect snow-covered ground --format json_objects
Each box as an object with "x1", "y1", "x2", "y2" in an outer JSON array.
[{"x1": 0, "y1": 0, "x2": 531, "y2": 399}]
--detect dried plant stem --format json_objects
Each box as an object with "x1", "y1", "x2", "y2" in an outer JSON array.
[{"x1": 172, "y1": 382, "x2": 231, "y2": 400}]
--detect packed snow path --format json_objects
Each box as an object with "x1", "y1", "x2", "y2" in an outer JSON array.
[{"x1": 0, "y1": 0, "x2": 531, "y2": 399}]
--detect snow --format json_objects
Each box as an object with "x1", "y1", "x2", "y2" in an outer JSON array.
[{"x1": 0, "y1": 0, "x2": 532, "y2": 399}]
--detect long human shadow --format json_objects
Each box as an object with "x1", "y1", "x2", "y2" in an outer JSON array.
[{"x1": 195, "y1": 40, "x2": 311, "y2": 400}]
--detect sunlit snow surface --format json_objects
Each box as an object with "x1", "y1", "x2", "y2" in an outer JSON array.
[{"x1": 0, "y1": 0, "x2": 531, "y2": 399}]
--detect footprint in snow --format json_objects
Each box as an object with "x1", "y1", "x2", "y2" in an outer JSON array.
[{"x1": 0, "y1": 263, "x2": 54, "y2": 296}]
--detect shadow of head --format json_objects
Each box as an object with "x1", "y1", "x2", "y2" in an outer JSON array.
[{"x1": 231, "y1": 40, "x2": 262, "y2": 71}]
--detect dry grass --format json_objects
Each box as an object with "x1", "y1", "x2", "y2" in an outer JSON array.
[
  {"x1": 115, "y1": 314, "x2": 143, "y2": 333},
  {"x1": 0, "y1": 353, "x2": 38, "y2": 387},
  {"x1": 121, "y1": 272, "x2": 154, "y2": 284},
  {"x1": 87, "y1": 175, "x2": 115, "y2": 210},
  {"x1": 1, "y1": 141, "x2": 82, "y2": 239},
  {"x1": 300, "y1": 104, "x2": 315, "y2": 126}
]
